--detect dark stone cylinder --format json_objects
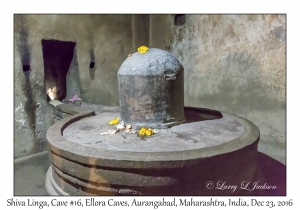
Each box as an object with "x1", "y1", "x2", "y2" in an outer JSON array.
[{"x1": 117, "y1": 48, "x2": 186, "y2": 128}]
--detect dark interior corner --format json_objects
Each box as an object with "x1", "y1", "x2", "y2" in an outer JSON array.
[{"x1": 174, "y1": 14, "x2": 185, "y2": 26}]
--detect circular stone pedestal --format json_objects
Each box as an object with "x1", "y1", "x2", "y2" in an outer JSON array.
[{"x1": 45, "y1": 107, "x2": 259, "y2": 196}]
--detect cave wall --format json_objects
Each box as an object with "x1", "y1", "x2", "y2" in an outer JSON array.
[
  {"x1": 168, "y1": 14, "x2": 286, "y2": 163},
  {"x1": 133, "y1": 14, "x2": 150, "y2": 50},
  {"x1": 14, "y1": 14, "x2": 140, "y2": 158},
  {"x1": 149, "y1": 14, "x2": 172, "y2": 51}
]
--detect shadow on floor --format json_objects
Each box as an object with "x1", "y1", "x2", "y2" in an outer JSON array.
[{"x1": 14, "y1": 151, "x2": 286, "y2": 196}]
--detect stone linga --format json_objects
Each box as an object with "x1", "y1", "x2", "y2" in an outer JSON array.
[
  {"x1": 117, "y1": 48, "x2": 186, "y2": 129},
  {"x1": 45, "y1": 48, "x2": 260, "y2": 196}
]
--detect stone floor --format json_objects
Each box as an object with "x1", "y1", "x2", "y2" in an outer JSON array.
[
  {"x1": 14, "y1": 151, "x2": 50, "y2": 196},
  {"x1": 14, "y1": 150, "x2": 286, "y2": 196}
]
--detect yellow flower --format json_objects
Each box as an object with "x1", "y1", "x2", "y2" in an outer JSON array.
[
  {"x1": 137, "y1": 46, "x2": 149, "y2": 54},
  {"x1": 145, "y1": 129, "x2": 153, "y2": 136},
  {"x1": 139, "y1": 128, "x2": 146, "y2": 136},
  {"x1": 109, "y1": 118, "x2": 119, "y2": 125},
  {"x1": 139, "y1": 127, "x2": 154, "y2": 136}
]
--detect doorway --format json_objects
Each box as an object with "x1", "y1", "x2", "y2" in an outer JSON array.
[{"x1": 41, "y1": 39, "x2": 76, "y2": 101}]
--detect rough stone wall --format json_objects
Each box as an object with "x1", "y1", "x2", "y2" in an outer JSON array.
[
  {"x1": 14, "y1": 24, "x2": 54, "y2": 158},
  {"x1": 14, "y1": 15, "x2": 135, "y2": 158},
  {"x1": 170, "y1": 15, "x2": 286, "y2": 163},
  {"x1": 133, "y1": 15, "x2": 150, "y2": 50},
  {"x1": 149, "y1": 15, "x2": 172, "y2": 51}
]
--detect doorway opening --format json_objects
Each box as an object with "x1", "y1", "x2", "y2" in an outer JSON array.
[{"x1": 41, "y1": 39, "x2": 76, "y2": 102}]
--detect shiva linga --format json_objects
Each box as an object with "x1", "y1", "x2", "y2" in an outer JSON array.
[{"x1": 45, "y1": 47, "x2": 259, "y2": 196}]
